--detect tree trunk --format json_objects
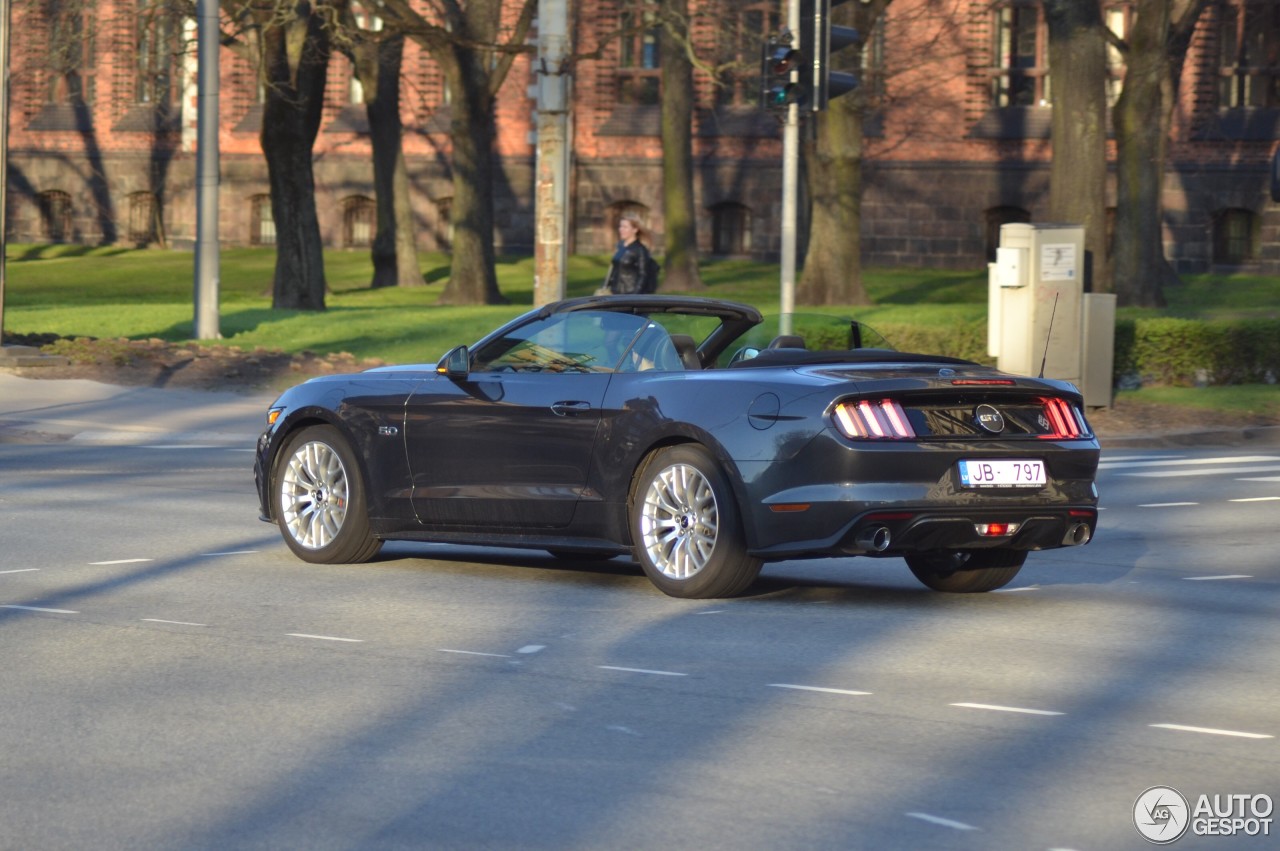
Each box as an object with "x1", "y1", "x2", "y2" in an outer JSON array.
[
  {"x1": 1111, "y1": 0, "x2": 1206, "y2": 307},
  {"x1": 658, "y1": 0, "x2": 703, "y2": 291},
  {"x1": 261, "y1": 1, "x2": 334, "y2": 311},
  {"x1": 365, "y1": 35, "x2": 421, "y2": 288},
  {"x1": 799, "y1": 94, "x2": 870, "y2": 306},
  {"x1": 436, "y1": 45, "x2": 505, "y2": 305},
  {"x1": 1044, "y1": 0, "x2": 1110, "y2": 293},
  {"x1": 798, "y1": 0, "x2": 884, "y2": 306}
]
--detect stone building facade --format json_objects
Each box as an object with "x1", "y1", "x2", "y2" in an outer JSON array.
[{"x1": 3, "y1": 0, "x2": 1277, "y2": 274}]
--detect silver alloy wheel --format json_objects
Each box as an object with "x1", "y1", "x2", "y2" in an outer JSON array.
[
  {"x1": 639, "y1": 462, "x2": 719, "y2": 580},
  {"x1": 279, "y1": 440, "x2": 350, "y2": 550}
]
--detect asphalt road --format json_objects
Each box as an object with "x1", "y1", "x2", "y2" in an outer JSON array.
[{"x1": 0, "y1": 441, "x2": 1277, "y2": 850}]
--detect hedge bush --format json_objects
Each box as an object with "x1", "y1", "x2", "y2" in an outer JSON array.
[
  {"x1": 1115, "y1": 318, "x2": 1280, "y2": 387},
  {"x1": 880, "y1": 317, "x2": 1279, "y2": 388}
]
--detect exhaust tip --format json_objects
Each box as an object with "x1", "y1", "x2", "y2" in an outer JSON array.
[
  {"x1": 1063, "y1": 522, "x2": 1092, "y2": 546},
  {"x1": 855, "y1": 526, "x2": 892, "y2": 553}
]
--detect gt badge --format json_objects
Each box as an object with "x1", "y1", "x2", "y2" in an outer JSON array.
[{"x1": 974, "y1": 404, "x2": 1006, "y2": 434}]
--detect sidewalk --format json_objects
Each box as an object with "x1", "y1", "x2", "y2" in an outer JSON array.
[
  {"x1": 1, "y1": 370, "x2": 1278, "y2": 449},
  {"x1": 0, "y1": 373, "x2": 275, "y2": 446}
]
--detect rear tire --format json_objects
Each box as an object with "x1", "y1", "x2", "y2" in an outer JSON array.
[
  {"x1": 630, "y1": 445, "x2": 761, "y2": 598},
  {"x1": 273, "y1": 425, "x2": 382, "y2": 564},
  {"x1": 905, "y1": 549, "x2": 1026, "y2": 593}
]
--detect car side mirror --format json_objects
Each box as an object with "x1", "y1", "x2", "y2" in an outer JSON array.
[{"x1": 437, "y1": 345, "x2": 470, "y2": 380}]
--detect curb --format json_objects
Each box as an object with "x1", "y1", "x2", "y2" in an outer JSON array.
[{"x1": 1100, "y1": 425, "x2": 1280, "y2": 450}]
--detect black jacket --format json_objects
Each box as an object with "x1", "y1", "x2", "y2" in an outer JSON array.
[{"x1": 605, "y1": 240, "x2": 651, "y2": 295}]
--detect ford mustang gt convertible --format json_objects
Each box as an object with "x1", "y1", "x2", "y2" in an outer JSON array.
[{"x1": 254, "y1": 295, "x2": 1100, "y2": 598}]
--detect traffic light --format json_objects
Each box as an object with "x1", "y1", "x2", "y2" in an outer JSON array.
[
  {"x1": 760, "y1": 33, "x2": 805, "y2": 114},
  {"x1": 800, "y1": 0, "x2": 862, "y2": 111}
]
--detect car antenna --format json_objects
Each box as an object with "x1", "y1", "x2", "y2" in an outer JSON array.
[{"x1": 1038, "y1": 292, "x2": 1059, "y2": 379}]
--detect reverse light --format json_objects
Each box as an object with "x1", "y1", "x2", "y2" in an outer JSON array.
[
  {"x1": 975, "y1": 522, "x2": 1021, "y2": 537},
  {"x1": 833, "y1": 399, "x2": 916, "y2": 440}
]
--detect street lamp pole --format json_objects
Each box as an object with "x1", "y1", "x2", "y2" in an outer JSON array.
[{"x1": 193, "y1": 0, "x2": 220, "y2": 339}]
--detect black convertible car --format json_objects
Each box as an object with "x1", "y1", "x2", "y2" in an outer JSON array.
[{"x1": 254, "y1": 295, "x2": 1099, "y2": 598}]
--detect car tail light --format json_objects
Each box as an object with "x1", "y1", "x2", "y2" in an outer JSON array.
[
  {"x1": 1039, "y1": 397, "x2": 1086, "y2": 439},
  {"x1": 833, "y1": 399, "x2": 916, "y2": 440}
]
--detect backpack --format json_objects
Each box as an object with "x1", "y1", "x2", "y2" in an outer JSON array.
[{"x1": 642, "y1": 252, "x2": 661, "y2": 294}]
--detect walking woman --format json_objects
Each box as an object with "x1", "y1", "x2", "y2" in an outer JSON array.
[{"x1": 601, "y1": 213, "x2": 656, "y2": 295}]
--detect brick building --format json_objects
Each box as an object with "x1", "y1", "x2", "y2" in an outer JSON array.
[{"x1": 3, "y1": 1, "x2": 1277, "y2": 274}]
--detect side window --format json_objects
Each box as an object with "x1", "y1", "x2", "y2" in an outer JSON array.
[{"x1": 472, "y1": 312, "x2": 650, "y2": 374}]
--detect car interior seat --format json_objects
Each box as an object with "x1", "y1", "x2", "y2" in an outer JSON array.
[
  {"x1": 669, "y1": 334, "x2": 701, "y2": 370},
  {"x1": 767, "y1": 334, "x2": 806, "y2": 350}
]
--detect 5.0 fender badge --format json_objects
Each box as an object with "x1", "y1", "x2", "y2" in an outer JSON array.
[{"x1": 974, "y1": 404, "x2": 1006, "y2": 434}]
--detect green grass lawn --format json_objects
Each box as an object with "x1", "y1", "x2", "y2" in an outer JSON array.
[{"x1": 3, "y1": 244, "x2": 1277, "y2": 391}]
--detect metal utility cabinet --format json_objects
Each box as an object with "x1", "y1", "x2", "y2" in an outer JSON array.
[{"x1": 987, "y1": 223, "x2": 1116, "y2": 408}]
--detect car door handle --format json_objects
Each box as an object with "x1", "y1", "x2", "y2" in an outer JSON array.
[{"x1": 550, "y1": 400, "x2": 592, "y2": 416}]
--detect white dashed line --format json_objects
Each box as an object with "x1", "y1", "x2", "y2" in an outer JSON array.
[
  {"x1": 951, "y1": 702, "x2": 1064, "y2": 716},
  {"x1": 1127, "y1": 465, "x2": 1280, "y2": 478},
  {"x1": 1101, "y1": 455, "x2": 1279, "y2": 469},
  {"x1": 598, "y1": 665, "x2": 686, "y2": 677},
  {"x1": 0, "y1": 569, "x2": 39, "y2": 575},
  {"x1": 89, "y1": 559, "x2": 154, "y2": 565},
  {"x1": 437, "y1": 648, "x2": 511, "y2": 658},
  {"x1": 517, "y1": 645, "x2": 545, "y2": 654},
  {"x1": 201, "y1": 551, "x2": 259, "y2": 557},
  {"x1": 769, "y1": 683, "x2": 872, "y2": 696},
  {"x1": 1242, "y1": 476, "x2": 1280, "y2": 482},
  {"x1": 905, "y1": 812, "x2": 978, "y2": 831},
  {"x1": 1184, "y1": 575, "x2": 1252, "y2": 581},
  {"x1": 1230, "y1": 496, "x2": 1280, "y2": 502},
  {"x1": 142, "y1": 619, "x2": 207, "y2": 626},
  {"x1": 1, "y1": 604, "x2": 78, "y2": 614},
  {"x1": 1139, "y1": 502, "x2": 1199, "y2": 508},
  {"x1": 993, "y1": 585, "x2": 1039, "y2": 593},
  {"x1": 287, "y1": 633, "x2": 364, "y2": 643},
  {"x1": 1150, "y1": 723, "x2": 1273, "y2": 740}
]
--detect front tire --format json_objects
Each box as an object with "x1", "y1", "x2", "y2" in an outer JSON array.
[
  {"x1": 273, "y1": 425, "x2": 381, "y2": 564},
  {"x1": 630, "y1": 445, "x2": 761, "y2": 598},
  {"x1": 905, "y1": 549, "x2": 1026, "y2": 593}
]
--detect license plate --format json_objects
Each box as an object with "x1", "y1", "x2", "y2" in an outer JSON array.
[{"x1": 958, "y1": 459, "x2": 1046, "y2": 488}]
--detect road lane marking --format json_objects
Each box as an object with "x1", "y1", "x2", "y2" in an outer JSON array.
[
  {"x1": 905, "y1": 812, "x2": 978, "y2": 831},
  {"x1": 142, "y1": 618, "x2": 208, "y2": 626},
  {"x1": 1125, "y1": 465, "x2": 1280, "y2": 478},
  {"x1": 1184, "y1": 575, "x2": 1252, "y2": 581},
  {"x1": 201, "y1": 551, "x2": 259, "y2": 556},
  {"x1": 1150, "y1": 723, "x2": 1272, "y2": 740},
  {"x1": 598, "y1": 665, "x2": 686, "y2": 677},
  {"x1": 951, "y1": 702, "x2": 1064, "y2": 716},
  {"x1": 437, "y1": 648, "x2": 511, "y2": 658},
  {"x1": 2, "y1": 604, "x2": 78, "y2": 614},
  {"x1": 1240, "y1": 477, "x2": 1280, "y2": 482},
  {"x1": 1229, "y1": 496, "x2": 1280, "y2": 502},
  {"x1": 89, "y1": 559, "x2": 154, "y2": 565},
  {"x1": 1099, "y1": 454, "x2": 1187, "y2": 464},
  {"x1": 769, "y1": 684, "x2": 872, "y2": 696},
  {"x1": 0, "y1": 569, "x2": 39, "y2": 575},
  {"x1": 287, "y1": 633, "x2": 364, "y2": 643},
  {"x1": 1100, "y1": 455, "x2": 1279, "y2": 469},
  {"x1": 1139, "y1": 502, "x2": 1199, "y2": 508},
  {"x1": 517, "y1": 645, "x2": 545, "y2": 654}
]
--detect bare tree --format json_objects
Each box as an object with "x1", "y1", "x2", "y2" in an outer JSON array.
[
  {"x1": 334, "y1": 6, "x2": 421, "y2": 288},
  {"x1": 222, "y1": 0, "x2": 345, "y2": 310},
  {"x1": 1109, "y1": 0, "x2": 1208, "y2": 307},
  {"x1": 1044, "y1": 0, "x2": 1110, "y2": 293},
  {"x1": 657, "y1": 0, "x2": 703, "y2": 291},
  {"x1": 374, "y1": 0, "x2": 536, "y2": 305},
  {"x1": 799, "y1": 0, "x2": 892, "y2": 306}
]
